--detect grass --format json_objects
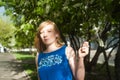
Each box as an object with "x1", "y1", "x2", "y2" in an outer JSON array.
[
  {"x1": 13, "y1": 52, "x2": 38, "y2": 80},
  {"x1": 85, "y1": 64, "x2": 115, "y2": 80},
  {"x1": 13, "y1": 52, "x2": 115, "y2": 80}
]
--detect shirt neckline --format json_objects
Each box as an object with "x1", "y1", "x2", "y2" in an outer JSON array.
[{"x1": 41, "y1": 45, "x2": 66, "y2": 55}]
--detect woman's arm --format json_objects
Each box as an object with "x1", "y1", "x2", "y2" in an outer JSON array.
[
  {"x1": 76, "y1": 57, "x2": 85, "y2": 80},
  {"x1": 76, "y1": 42, "x2": 89, "y2": 80},
  {"x1": 66, "y1": 41, "x2": 89, "y2": 80},
  {"x1": 35, "y1": 52, "x2": 40, "y2": 80},
  {"x1": 66, "y1": 46, "x2": 76, "y2": 77}
]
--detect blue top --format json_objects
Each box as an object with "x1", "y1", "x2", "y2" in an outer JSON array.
[{"x1": 37, "y1": 45, "x2": 73, "y2": 80}]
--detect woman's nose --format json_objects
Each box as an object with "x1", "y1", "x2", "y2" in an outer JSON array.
[{"x1": 43, "y1": 32, "x2": 47, "y2": 37}]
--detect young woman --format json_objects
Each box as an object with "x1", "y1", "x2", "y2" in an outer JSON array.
[{"x1": 34, "y1": 20, "x2": 89, "y2": 80}]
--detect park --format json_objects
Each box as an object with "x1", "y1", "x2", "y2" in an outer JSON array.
[{"x1": 0, "y1": 0, "x2": 120, "y2": 80}]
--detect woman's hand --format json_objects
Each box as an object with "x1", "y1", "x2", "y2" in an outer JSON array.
[{"x1": 78, "y1": 41, "x2": 89, "y2": 58}]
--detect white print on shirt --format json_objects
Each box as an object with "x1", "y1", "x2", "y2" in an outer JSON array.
[{"x1": 38, "y1": 54, "x2": 62, "y2": 69}]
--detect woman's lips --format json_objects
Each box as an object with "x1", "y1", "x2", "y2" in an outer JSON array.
[{"x1": 44, "y1": 38, "x2": 48, "y2": 41}]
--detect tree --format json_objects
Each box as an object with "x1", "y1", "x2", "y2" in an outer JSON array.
[{"x1": 0, "y1": 18, "x2": 15, "y2": 47}]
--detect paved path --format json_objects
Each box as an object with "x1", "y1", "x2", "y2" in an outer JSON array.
[
  {"x1": 0, "y1": 53, "x2": 30, "y2": 80},
  {"x1": 90, "y1": 50, "x2": 115, "y2": 66}
]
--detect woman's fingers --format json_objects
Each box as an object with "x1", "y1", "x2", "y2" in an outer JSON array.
[
  {"x1": 79, "y1": 41, "x2": 89, "y2": 58},
  {"x1": 82, "y1": 41, "x2": 89, "y2": 47}
]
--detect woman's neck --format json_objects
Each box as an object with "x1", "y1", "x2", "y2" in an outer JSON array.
[{"x1": 44, "y1": 43, "x2": 62, "y2": 53}]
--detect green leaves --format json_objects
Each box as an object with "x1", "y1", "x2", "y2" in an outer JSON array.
[
  {"x1": 20, "y1": 23, "x2": 34, "y2": 35},
  {"x1": 0, "y1": 18, "x2": 15, "y2": 47},
  {"x1": 1, "y1": 0, "x2": 119, "y2": 48}
]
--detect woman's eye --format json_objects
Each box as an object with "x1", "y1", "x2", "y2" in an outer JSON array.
[{"x1": 48, "y1": 30, "x2": 52, "y2": 32}]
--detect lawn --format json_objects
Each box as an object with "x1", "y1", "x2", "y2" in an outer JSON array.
[{"x1": 13, "y1": 52, "x2": 38, "y2": 80}]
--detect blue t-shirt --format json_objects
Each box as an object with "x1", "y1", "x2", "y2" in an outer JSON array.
[{"x1": 37, "y1": 45, "x2": 73, "y2": 80}]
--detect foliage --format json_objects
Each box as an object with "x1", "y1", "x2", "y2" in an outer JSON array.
[
  {"x1": 0, "y1": 18, "x2": 15, "y2": 47},
  {"x1": 1, "y1": 0, "x2": 119, "y2": 47}
]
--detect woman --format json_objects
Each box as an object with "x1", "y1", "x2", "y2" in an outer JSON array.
[{"x1": 34, "y1": 20, "x2": 89, "y2": 80}]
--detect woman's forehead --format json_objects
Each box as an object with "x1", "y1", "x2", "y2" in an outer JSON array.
[{"x1": 40, "y1": 24, "x2": 54, "y2": 31}]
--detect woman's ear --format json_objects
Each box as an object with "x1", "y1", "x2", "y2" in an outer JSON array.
[{"x1": 56, "y1": 34, "x2": 58, "y2": 38}]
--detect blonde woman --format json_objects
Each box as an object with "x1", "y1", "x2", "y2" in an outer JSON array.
[{"x1": 34, "y1": 20, "x2": 89, "y2": 80}]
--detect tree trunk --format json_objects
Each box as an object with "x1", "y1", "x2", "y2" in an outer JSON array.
[
  {"x1": 102, "y1": 47, "x2": 112, "y2": 80},
  {"x1": 86, "y1": 46, "x2": 102, "y2": 72},
  {"x1": 115, "y1": 45, "x2": 120, "y2": 80},
  {"x1": 115, "y1": 38, "x2": 120, "y2": 80}
]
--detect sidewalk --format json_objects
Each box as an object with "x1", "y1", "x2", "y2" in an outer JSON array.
[{"x1": 0, "y1": 53, "x2": 30, "y2": 80}]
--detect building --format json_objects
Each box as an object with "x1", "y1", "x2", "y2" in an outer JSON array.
[{"x1": 0, "y1": 44, "x2": 4, "y2": 53}]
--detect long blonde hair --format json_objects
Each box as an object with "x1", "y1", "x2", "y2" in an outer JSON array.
[{"x1": 34, "y1": 20, "x2": 64, "y2": 53}]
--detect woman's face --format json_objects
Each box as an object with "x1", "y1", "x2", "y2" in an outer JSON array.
[{"x1": 39, "y1": 24, "x2": 58, "y2": 46}]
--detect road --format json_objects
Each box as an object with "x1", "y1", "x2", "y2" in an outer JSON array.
[{"x1": 0, "y1": 53, "x2": 30, "y2": 80}]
